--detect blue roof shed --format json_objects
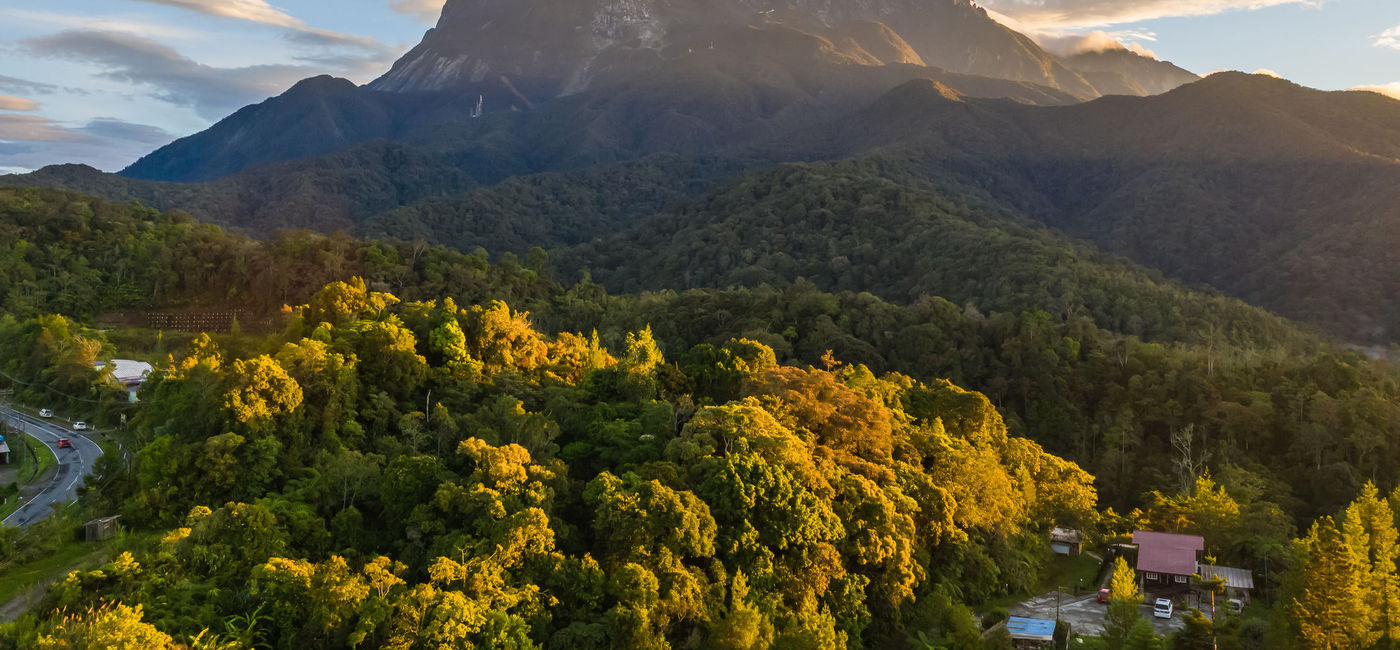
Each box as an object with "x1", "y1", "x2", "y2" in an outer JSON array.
[{"x1": 1006, "y1": 616, "x2": 1056, "y2": 642}]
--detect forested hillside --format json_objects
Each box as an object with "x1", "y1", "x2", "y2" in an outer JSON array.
[
  {"x1": 3, "y1": 187, "x2": 1400, "y2": 647},
  {"x1": 2, "y1": 274, "x2": 1099, "y2": 647},
  {"x1": 10, "y1": 73, "x2": 1400, "y2": 347}
]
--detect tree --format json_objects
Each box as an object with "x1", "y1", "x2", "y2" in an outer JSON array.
[
  {"x1": 303, "y1": 277, "x2": 397, "y2": 326},
  {"x1": 1341, "y1": 483, "x2": 1399, "y2": 645},
  {"x1": 710, "y1": 571, "x2": 774, "y2": 649},
  {"x1": 1291, "y1": 516, "x2": 1371, "y2": 648},
  {"x1": 1145, "y1": 475, "x2": 1240, "y2": 557},
  {"x1": 223, "y1": 355, "x2": 303, "y2": 429},
  {"x1": 1104, "y1": 556, "x2": 1152, "y2": 649}
]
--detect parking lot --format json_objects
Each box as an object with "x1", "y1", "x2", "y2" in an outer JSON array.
[{"x1": 1009, "y1": 590, "x2": 1190, "y2": 637}]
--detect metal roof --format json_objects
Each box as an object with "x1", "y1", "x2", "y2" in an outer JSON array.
[
  {"x1": 1133, "y1": 530, "x2": 1204, "y2": 576},
  {"x1": 97, "y1": 360, "x2": 154, "y2": 384},
  {"x1": 1007, "y1": 616, "x2": 1057, "y2": 641},
  {"x1": 1050, "y1": 527, "x2": 1083, "y2": 543},
  {"x1": 1200, "y1": 565, "x2": 1255, "y2": 590}
]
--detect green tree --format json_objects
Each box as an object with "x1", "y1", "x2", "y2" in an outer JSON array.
[
  {"x1": 1342, "y1": 483, "x2": 1399, "y2": 646},
  {"x1": 1104, "y1": 556, "x2": 1152, "y2": 649},
  {"x1": 1291, "y1": 516, "x2": 1371, "y2": 649}
]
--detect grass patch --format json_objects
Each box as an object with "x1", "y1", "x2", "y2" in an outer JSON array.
[
  {"x1": 23, "y1": 433, "x2": 56, "y2": 486},
  {"x1": 0, "y1": 434, "x2": 59, "y2": 521},
  {"x1": 0, "y1": 539, "x2": 106, "y2": 606},
  {"x1": 978, "y1": 553, "x2": 1107, "y2": 613},
  {"x1": 1043, "y1": 553, "x2": 1105, "y2": 595}
]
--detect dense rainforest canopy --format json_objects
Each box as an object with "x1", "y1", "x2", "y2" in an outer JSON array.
[{"x1": 2, "y1": 187, "x2": 1400, "y2": 648}]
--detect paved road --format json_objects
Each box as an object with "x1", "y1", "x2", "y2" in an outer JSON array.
[{"x1": 1, "y1": 407, "x2": 104, "y2": 528}]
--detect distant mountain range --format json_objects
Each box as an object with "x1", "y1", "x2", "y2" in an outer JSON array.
[{"x1": 7, "y1": 0, "x2": 1400, "y2": 344}]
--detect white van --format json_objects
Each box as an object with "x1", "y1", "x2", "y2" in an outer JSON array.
[
  {"x1": 1153, "y1": 598, "x2": 1174, "y2": 619},
  {"x1": 39, "y1": 409, "x2": 53, "y2": 418}
]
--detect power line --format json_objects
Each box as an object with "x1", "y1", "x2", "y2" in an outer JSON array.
[{"x1": 0, "y1": 365, "x2": 123, "y2": 405}]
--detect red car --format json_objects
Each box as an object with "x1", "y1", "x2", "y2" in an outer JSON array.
[
  {"x1": 57, "y1": 438, "x2": 72, "y2": 449},
  {"x1": 1097, "y1": 588, "x2": 1111, "y2": 603}
]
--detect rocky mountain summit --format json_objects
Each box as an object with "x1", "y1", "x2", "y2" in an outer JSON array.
[{"x1": 369, "y1": 0, "x2": 1180, "y2": 100}]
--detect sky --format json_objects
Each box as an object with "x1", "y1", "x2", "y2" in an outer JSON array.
[{"x1": 0, "y1": 0, "x2": 1397, "y2": 174}]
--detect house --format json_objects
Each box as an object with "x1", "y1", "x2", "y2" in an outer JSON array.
[
  {"x1": 1049, "y1": 528, "x2": 1084, "y2": 556},
  {"x1": 1199, "y1": 564, "x2": 1256, "y2": 604},
  {"x1": 1133, "y1": 530, "x2": 1204, "y2": 589},
  {"x1": 95, "y1": 360, "x2": 154, "y2": 403},
  {"x1": 1005, "y1": 616, "x2": 1057, "y2": 649}
]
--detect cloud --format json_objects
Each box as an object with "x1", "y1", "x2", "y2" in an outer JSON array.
[
  {"x1": 980, "y1": 0, "x2": 1329, "y2": 30},
  {"x1": 78, "y1": 118, "x2": 174, "y2": 145},
  {"x1": 0, "y1": 116, "x2": 173, "y2": 172},
  {"x1": 282, "y1": 30, "x2": 400, "y2": 76},
  {"x1": 1253, "y1": 68, "x2": 1282, "y2": 78},
  {"x1": 1353, "y1": 83, "x2": 1400, "y2": 100},
  {"x1": 24, "y1": 30, "x2": 324, "y2": 120},
  {"x1": 0, "y1": 8, "x2": 198, "y2": 40},
  {"x1": 985, "y1": 11, "x2": 1160, "y2": 59},
  {"x1": 0, "y1": 74, "x2": 59, "y2": 96},
  {"x1": 1035, "y1": 30, "x2": 1160, "y2": 59},
  {"x1": 389, "y1": 0, "x2": 445, "y2": 23},
  {"x1": 131, "y1": 0, "x2": 303, "y2": 29},
  {"x1": 0, "y1": 114, "x2": 85, "y2": 142},
  {"x1": 0, "y1": 96, "x2": 41, "y2": 112},
  {"x1": 1377, "y1": 26, "x2": 1400, "y2": 51},
  {"x1": 129, "y1": 0, "x2": 398, "y2": 62}
]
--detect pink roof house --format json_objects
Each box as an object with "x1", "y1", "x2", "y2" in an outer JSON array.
[{"x1": 1133, "y1": 530, "x2": 1204, "y2": 586}]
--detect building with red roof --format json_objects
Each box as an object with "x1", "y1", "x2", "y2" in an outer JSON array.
[{"x1": 1133, "y1": 530, "x2": 1204, "y2": 588}]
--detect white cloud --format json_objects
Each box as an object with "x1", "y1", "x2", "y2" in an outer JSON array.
[
  {"x1": 1035, "y1": 30, "x2": 1160, "y2": 59},
  {"x1": 128, "y1": 0, "x2": 400, "y2": 70},
  {"x1": 980, "y1": 0, "x2": 1329, "y2": 30},
  {"x1": 1377, "y1": 26, "x2": 1400, "y2": 51},
  {"x1": 1253, "y1": 68, "x2": 1281, "y2": 77},
  {"x1": 389, "y1": 0, "x2": 445, "y2": 24},
  {"x1": 985, "y1": 10, "x2": 1160, "y2": 59},
  {"x1": 131, "y1": 0, "x2": 304, "y2": 30},
  {"x1": 24, "y1": 30, "x2": 319, "y2": 120},
  {"x1": 0, "y1": 116, "x2": 174, "y2": 172},
  {"x1": 0, "y1": 8, "x2": 199, "y2": 40},
  {"x1": 0, "y1": 114, "x2": 85, "y2": 142},
  {"x1": 0, "y1": 96, "x2": 41, "y2": 112},
  {"x1": 1353, "y1": 82, "x2": 1400, "y2": 100}
]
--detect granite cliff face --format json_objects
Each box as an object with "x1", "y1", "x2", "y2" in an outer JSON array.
[{"x1": 369, "y1": 0, "x2": 1100, "y2": 99}]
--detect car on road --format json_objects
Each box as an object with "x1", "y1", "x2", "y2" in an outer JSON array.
[
  {"x1": 72, "y1": 421, "x2": 87, "y2": 431},
  {"x1": 39, "y1": 408, "x2": 53, "y2": 418},
  {"x1": 57, "y1": 438, "x2": 72, "y2": 449},
  {"x1": 1153, "y1": 598, "x2": 1174, "y2": 619},
  {"x1": 1097, "y1": 588, "x2": 1111, "y2": 603}
]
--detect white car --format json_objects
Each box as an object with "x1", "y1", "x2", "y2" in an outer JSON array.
[
  {"x1": 39, "y1": 408, "x2": 53, "y2": 418},
  {"x1": 1153, "y1": 598, "x2": 1174, "y2": 619},
  {"x1": 72, "y1": 421, "x2": 87, "y2": 431}
]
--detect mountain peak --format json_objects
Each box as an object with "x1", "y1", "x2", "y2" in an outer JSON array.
[
  {"x1": 369, "y1": 0, "x2": 1099, "y2": 99},
  {"x1": 288, "y1": 75, "x2": 359, "y2": 94}
]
